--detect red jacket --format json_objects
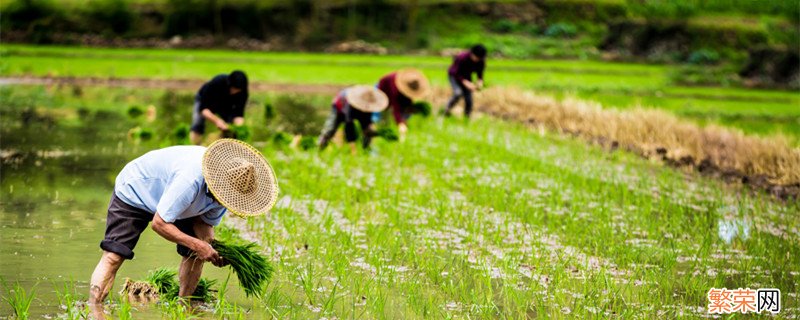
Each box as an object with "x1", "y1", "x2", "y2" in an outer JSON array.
[{"x1": 377, "y1": 72, "x2": 412, "y2": 124}]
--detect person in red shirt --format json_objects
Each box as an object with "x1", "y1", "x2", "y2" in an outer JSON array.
[
  {"x1": 376, "y1": 69, "x2": 431, "y2": 142},
  {"x1": 444, "y1": 45, "x2": 487, "y2": 118},
  {"x1": 318, "y1": 85, "x2": 389, "y2": 154}
]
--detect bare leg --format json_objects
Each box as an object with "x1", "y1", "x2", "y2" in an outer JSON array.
[
  {"x1": 89, "y1": 251, "x2": 125, "y2": 319},
  {"x1": 190, "y1": 131, "x2": 203, "y2": 145},
  {"x1": 179, "y1": 256, "x2": 203, "y2": 298}
]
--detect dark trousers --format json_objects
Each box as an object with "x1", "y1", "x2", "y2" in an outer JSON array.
[
  {"x1": 445, "y1": 75, "x2": 473, "y2": 117},
  {"x1": 318, "y1": 106, "x2": 375, "y2": 149}
]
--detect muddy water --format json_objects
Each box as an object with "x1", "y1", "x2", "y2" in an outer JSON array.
[{"x1": 0, "y1": 99, "x2": 253, "y2": 318}]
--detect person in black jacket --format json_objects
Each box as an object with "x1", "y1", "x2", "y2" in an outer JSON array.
[{"x1": 190, "y1": 71, "x2": 249, "y2": 145}]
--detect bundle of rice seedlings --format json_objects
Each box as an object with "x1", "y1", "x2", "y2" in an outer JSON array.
[
  {"x1": 211, "y1": 240, "x2": 273, "y2": 298},
  {"x1": 376, "y1": 126, "x2": 399, "y2": 141},
  {"x1": 123, "y1": 268, "x2": 216, "y2": 302},
  {"x1": 191, "y1": 278, "x2": 218, "y2": 302},
  {"x1": 119, "y1": 278, "x2": 158, "y2": 299},
  {"x1": 145, "y1": 268, "x2": 179, "y2": 299},
  {"x1": 412, "y1": 101, "x2": 432, "y2": 117},
  {"x1": 222, "y1": 125, "x2": 252, "y2": 142},
  {"x1": 299, "y1": 136, "x2": 317, "y2": 150}
]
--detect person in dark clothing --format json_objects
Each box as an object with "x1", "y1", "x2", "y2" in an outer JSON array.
[
  {"x1": 376, "y1": 69, "x2": 430, "y2": 143},
  {"x1": 190, "y1": 70, "x2": 249, "y2": 145},
  {"x1": 318, "y1": 85, "x2": 389, "y2": 154},
  {"x1": 445, "y1": 44, "x2": 487, "y2": 118}
]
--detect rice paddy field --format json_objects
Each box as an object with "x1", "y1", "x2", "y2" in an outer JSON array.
[
  {"x1": 0, "y1": 46, "x2": 799, "y2": 319},
  {"x1": 2, "y1": 45, "x2": 799, "y2": 143}
]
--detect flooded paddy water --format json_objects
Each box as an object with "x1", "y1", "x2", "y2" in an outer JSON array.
[
  {"x1": 1, "y1": 83, "x2": 799, "y2": 319},
  {"x1": 0, "y1": 86, "x2": 263, "y2": 318}
]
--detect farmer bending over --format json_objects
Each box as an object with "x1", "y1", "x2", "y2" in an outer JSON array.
[
  {"x1": 88, "y1": 139, "x2": 277, "y2": 317},
  {"x1": 318, "y1": 85, "x2": 389, "y2": 154},
  {"x1": 376, "y1": 69, "x2": 430, "y2": 143},
  {"x1": 190, "y1": 71, "x2": 249, "y2": 145},
  {"x1": 444, "y1": 44, "x2": 487, "y2": 118}
]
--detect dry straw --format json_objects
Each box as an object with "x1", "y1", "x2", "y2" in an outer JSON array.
[{"x1": 435, "y1": 86, "x2": 800, "y2": 189}]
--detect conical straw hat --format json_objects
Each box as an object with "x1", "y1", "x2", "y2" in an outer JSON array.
[
  {"x1": 345, "y1": 85, "x2": 389, "y2": 113},
  {"x1": 202, "y1": 139, "x2": 279, "y2": 217},
  {"x1": 394, "y1": 68, "x2": 430, "y2": 101}
]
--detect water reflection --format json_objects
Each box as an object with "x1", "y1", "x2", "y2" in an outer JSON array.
[{"x1": 717, "y1": 218, "x2": 751, "y2": 244}]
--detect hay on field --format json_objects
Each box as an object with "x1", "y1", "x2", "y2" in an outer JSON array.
[{"x1": 461, "y1": 86, "x2": 800, "y2": 187}]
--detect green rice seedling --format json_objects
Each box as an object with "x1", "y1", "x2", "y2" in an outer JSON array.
[
  {"x1": 191, "y1": 278, "x2": 217, "y2": 302},
  {"x1": 117, "y1": 295, "x2": 132, "y2": 320},
  {"x1": 299, "y1": 136, "x2": 316, "y2": 150},
  {"x1": 272, "y1": 132, "x2": 292, "y2": 146},
  {"x1": 127, "y1": 105, "x2": 144, "y2": 119},
  {"x1": 376, "y1": 126, "x2": 399, "y2": 141},
  {"x1": 412, "y1": 101, "x2": 432, "y2": 117},
  {"x1": 128, "y1": 126, "x2": 154, "y2": 142},
  {"x1": 211, "y1": 240, "x2": 273, "y2": 298},
  {"x1": 222, "y1": 125, "x2": 251, "y2": 142},
  {"x1": 1, "y1": 281, "x2": 35, "y2": 320},
  {"x1": 264, "y1": 101, "x2": 276, "y2": 121},
  {"x1": 54, "y1": 280, "x2": 87, "y2": 320},
  {"x1": 172, "y1": 123, "x2": 190, "y2": 143},
  {"x1": 146, "y1": 268, "x2": 180, "y2": 300}
]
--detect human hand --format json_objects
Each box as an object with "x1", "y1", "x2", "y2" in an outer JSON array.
[
  {"x1": 194, "y1": 240, "x2": 223, "y2": 267},
  {"x1": 462, "y1": 80, "x2": 477, "y2": 92},
  {"x1": 216, "y1": 120, "x2": 229, "y2": 131},
  {"x1": 476, "y1": 80, "x2": 484, "y2": 91},
  {"x1": 398, "y1": 123, "x2": 408, "y2": 143}
]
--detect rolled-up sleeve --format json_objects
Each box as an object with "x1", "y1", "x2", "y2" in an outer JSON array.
[
  {"x1": 201, "y1": 207, "x2": 226, "y2": 226},
  {"x1": 155, "y1": 179, "x2": 200, "y2": 223}
]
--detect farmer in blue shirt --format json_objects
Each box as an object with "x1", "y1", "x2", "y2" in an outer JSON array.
[
  {"x1": 190, "y1": 71, "x2": 249, "y2": 145},
  {"x1": 88, "y1": 139, "x2": 278, "y2": 313}
]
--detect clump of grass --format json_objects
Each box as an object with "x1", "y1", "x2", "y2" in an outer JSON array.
[
  {"x1": 2, "y1": 281, "x2": 35, "y2": 319},
  {"x1": 211, "y1": 240, "x2": 273, "y2": 298}
]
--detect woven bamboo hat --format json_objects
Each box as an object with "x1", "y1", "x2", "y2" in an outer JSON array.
[
  {"x1": 345, "y1": 85, "x2": 389, "y2": 113},
  {"x1": 202, "y1": 139, "x2": 279, "y2": 217},
  {"x1": 394, "y1": 69, "x2": 430, "y2": 100}
]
